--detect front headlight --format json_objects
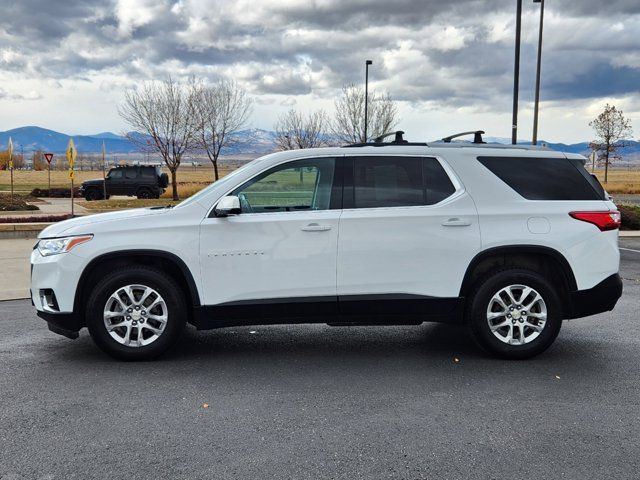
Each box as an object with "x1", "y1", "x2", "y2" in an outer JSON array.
[{"x1": 37, "y1": 235, "x2": 93, "y2": 257}]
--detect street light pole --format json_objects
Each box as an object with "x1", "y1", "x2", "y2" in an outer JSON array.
[
  {"x1": 532, "y1": 0, "x2": 545, "y2": 145},
  {"x1": 364, "y1": 60, "x2": 372, "y2": 142},
  {"x1": 511, "y1": 0, "x2": 523, "y2": 145}
]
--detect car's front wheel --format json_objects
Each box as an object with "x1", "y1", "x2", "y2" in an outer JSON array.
[
  {"x1": 467, "y1": 269, "x2": 562, "y2": 359},
  {"x1": 85, "y1": 266, "x2": 186, "y2": 360},
  {"x1": 84, "y1": 188, "x2": 102, "y2": 201}
]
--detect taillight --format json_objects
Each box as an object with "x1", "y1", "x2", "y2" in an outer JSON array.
[{"x1": 569, "y1": 211, "x2": 621, "y2": 231}]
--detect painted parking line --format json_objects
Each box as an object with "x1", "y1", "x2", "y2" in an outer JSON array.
[{"x1": 620, "y1": 248, "x2": 640, "y2": 254}]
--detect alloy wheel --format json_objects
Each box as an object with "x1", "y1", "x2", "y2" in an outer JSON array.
[
  {"x1": 486, "y1": 284, "x2": 547, "y2": 345},
  {"x1": 103, "y1": 284, "x2": 168, "y2": 347}
]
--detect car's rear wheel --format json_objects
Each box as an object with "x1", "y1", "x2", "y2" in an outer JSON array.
[
  {"x1": 467, "y1": 269, "x2": 562, "y2": 359},
  {"x1": 85, "y1": 266, "x2": 186, "y2": 360},
  {"x1": 136, "y1": 188, "x2": 152, "y2": 199}
]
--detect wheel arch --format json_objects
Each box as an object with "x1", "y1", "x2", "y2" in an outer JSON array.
[
  {"x1": 459, "y1": 245, "x2": 577, "y2": 300},
  {"x1": 83, "y1": 185, "x2": 102, "y2": 197},
  {"x1": 74, "y1": 249, "x2": 201, "y2": 321}
]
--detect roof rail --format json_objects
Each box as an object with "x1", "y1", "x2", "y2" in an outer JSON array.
[{"x1": 441, "y1": 130, "x2": 486, "y2": 144}]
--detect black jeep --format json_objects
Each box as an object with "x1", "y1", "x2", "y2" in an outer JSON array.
[{"x1": 80, "y1": 165, "x2": 169, "y2": 200}]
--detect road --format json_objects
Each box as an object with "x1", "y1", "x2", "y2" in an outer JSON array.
[{"x1": 0, "y1": 239, "x2": 639, "y2": 479}]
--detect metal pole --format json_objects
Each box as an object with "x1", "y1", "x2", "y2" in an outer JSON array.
[
  {"x1": 511, "y1": 0, "x2": 523, "y2": 145},
  {"x1": 102, "y1": 142, "x2": 107, "y2": 200},
  {"x1": 532, "y1": 0, "x2": 545, "y2": 145},
  {"x1": 364, "y1": 60, "x2": 372, "y2": 142}
]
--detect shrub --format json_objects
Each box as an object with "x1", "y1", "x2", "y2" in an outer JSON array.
[
  {"x1": 619, "y1": 204, "x2": 640, "y2": 231},
  {"x1": 0, "y1": 197, "x2": 39, "y2": 211},
  {"x1": 30, "y1": 187, "x2": 80, "y2": 198},
  {"x1": 0, "y1": 214, "x2": 72, "y2": 224}
]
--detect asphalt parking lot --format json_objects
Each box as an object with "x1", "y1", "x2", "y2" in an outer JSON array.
[{"x1": 1, "y1": 239, "x2": 639, "y2": 479}]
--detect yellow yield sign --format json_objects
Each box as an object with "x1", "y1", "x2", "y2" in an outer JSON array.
[{"x1": 66, "y1": 138, "x2": 77, "y2": 179}]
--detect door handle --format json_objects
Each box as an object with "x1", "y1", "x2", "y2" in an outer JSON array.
[
  {"x1": 441, "y1": 218, "x2": 471, "y2": 227},
  {"x1": 301, "y1": 223, "x2": 332, "y2": 232}
]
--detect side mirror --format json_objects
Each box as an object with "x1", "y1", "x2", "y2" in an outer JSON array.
[{"x1": 215, "y1": 195, "x2": 241, "y2": 217}]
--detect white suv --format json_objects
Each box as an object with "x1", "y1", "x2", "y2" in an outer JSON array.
[{"x1": 31, "y1": 132, "x2": 623, "y2": 360}]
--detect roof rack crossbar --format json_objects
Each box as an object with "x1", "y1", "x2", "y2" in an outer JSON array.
[
  {"x1": 441, "y1": 130, "x2": 486, "y2": 144},
  {"x1": 374, "y1": 130, "x2": 408, "y2": 144}
]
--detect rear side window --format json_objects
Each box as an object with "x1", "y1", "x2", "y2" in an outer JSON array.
[
  {"x1": 351, "y1": 156, "x2": 457, "y2": 208},
  {"x1": 477, "y1": 156, "x2": 604, "y2": 201},
  {"x1": 124, "y1": 169, "x2": 138, "y2": 179},
  {"x1": 570, "y1": 159, "x2": 606, "y2": 199},
  {"x1": 354, "y1": 157, "x2": 423, "y2": 208},
  {"x1": 424, "y1": 158, "x2": 456, "y2": 204}
]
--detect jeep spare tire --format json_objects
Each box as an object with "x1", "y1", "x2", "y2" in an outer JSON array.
[{"x1": 159, "y1": 173, "x2": 169, "y2": 188}]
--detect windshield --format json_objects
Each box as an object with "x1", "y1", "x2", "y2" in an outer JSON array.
[{"x1": 174, "y1": 158, "x2": 265, "y2": 209}]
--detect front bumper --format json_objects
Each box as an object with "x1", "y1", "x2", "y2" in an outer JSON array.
[
  {"x1": 568, "y1": 273, "x2": 623, "y2": 319},
  {"x1": 31, "y1": 248, "x2": 86, "y2": 338},
  {"x1": 37, "y1": 310, "x2": 81, "y2": 339}
]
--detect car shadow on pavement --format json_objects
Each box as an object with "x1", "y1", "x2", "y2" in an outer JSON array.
[
  {"x1": 166, "y1": 322, "x2": 482, "y2": 359},
  {"x1": 46, "y1": 321, "x2": 610, "y2": 380}
]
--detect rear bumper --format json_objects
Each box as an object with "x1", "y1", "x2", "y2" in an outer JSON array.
[{"x1": 568, "y1": 273, "x2": 623, "y2": 319}]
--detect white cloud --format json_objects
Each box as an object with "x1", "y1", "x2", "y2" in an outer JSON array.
[
  {"x1": 114, "y1": 0, "x2": 169, "y2": 37},
  {"x1": 0, "y1": 0, "x2": 638, "y2": 142}
]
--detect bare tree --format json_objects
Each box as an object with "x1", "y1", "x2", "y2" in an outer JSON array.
[
  {"x1": 332, "y1": 84, "x2": 399, "y2": 144},
  {"x1": 32, "y1": 150, "x2": 47, "y2": 171},
  {"x1": 589, "y1": 104, "x2": 633, "y2": 183},
  {"x1": 119, "y1": 77, "x2": 197, "y2": 199},
  {"x1": 275, "y1": 109, "x2": 329, "y2": 150},
  {"x1": 193, "y1": 79, "x2": 252, "y2": 181}
]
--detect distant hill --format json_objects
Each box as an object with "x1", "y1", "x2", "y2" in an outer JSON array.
[
  {"x1": 0, "y1": 126, "x2": 136, "y2": 154},
  {"x1": 0, "y1": 126, "x2": 280, "y2": 156},
  {"x1": 484, "y1": 136, "x2": 640, "y2": 157},
  {"x1": 0, "y1": 126, "x2": 638, "y2": 160}
]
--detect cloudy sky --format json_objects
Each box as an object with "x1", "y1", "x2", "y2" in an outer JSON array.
[{"x1": 1, "y1": 0, "x2": 639, "y2": 142}]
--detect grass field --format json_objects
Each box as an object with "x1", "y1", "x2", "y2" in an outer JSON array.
[
  {"x1": 592, "y1": 170, "x2": 640, "y2": 194},
  {"x1": 1, "y1": 165, "x2": 639, "y2": 202}
]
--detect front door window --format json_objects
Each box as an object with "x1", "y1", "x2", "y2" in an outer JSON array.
[{"x1": 231, "y1": 158, "x2": 337, "y2": 213}]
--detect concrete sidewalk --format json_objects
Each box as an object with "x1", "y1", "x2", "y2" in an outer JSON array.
[
  {"x1": 32, "y1": 197, "x2": 90, "y2": 215},
  {"x1": 0, "y1": 238, "x2": 34, "y2": 301}
]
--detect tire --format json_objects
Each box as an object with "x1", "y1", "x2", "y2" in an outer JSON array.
[
  {"x1": 85, "y1": 266, "x2": 187, "y2": 360},
  {"x1": 466, "y1": 268, "x2": 562, "y2": 359},
  {"x1": 84, "y1": 189, "x2": 102, "y2": 201},
  {"x1": 137, "y1": 188, "x2": 152, "y2": 199}
]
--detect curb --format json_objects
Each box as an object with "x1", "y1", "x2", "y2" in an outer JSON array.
[
  {"x1": 0, "y1": 223, "x2": 53, "y2": 239},
  {"x1": 620, "y1": 231, "x2": 640, "y2": 237}
]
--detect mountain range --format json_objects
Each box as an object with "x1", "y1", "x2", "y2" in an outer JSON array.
[
  {"x1": 0, "y1": 126, "x2": 279, "y2": 156},
  {"x1": 1, "y1": 126, "x2": 639, "y2": 159}
]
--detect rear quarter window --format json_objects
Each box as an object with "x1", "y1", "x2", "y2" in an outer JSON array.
[{"x1": 477, "y1": 156, "x2": 604, "y2": 201}]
